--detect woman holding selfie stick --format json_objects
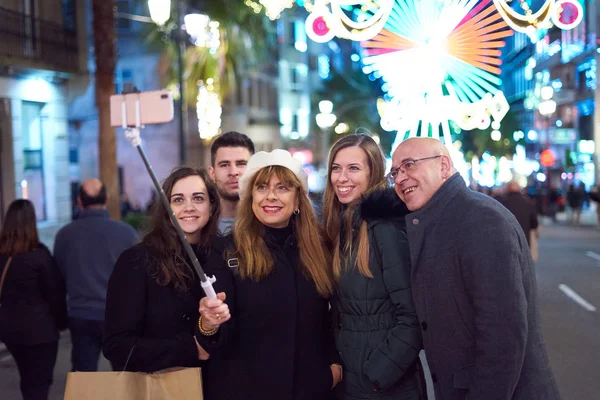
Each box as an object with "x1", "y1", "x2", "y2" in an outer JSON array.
[
  {"x1": 102, "y1": 166, "x2": 220, "y2": 372},
  {"x1": 196, "y1": 150, "x2": 341, "y2": 400}
]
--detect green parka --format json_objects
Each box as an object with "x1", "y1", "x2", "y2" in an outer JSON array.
[{"x1": 332, "y1": 189, "x2": 423, "y2": 400}]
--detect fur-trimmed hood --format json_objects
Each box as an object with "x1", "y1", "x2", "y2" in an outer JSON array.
[{"x1": 359, "y1": 188, "x2": 410, "y2": 222}]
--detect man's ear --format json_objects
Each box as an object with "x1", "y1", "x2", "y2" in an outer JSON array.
[
  {"x1": 440, "y1": 155, "x2": 452, "y2": 179},
  {"x1": 208, "y1": 166, "x2": 216, "y2": 182}
]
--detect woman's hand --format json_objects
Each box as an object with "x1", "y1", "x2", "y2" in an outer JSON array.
[
  {"x1": 330, "y1": 363, "x2": 343, "y2": 389},
  {"x1": 194, "y1": 337, "x2": 211, "y2": 360},
  {"x1": 199, "y1": 292, "x2": 230, "y2": 331}
]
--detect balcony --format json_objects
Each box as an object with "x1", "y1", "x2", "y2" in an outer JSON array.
[{"x1": 0, "y1": 6, "x2": 79, "y2": 74}]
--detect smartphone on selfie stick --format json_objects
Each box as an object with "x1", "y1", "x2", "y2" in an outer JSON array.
[{"x1": 110, "y1": 89, "x2": 217, "y2": 300}]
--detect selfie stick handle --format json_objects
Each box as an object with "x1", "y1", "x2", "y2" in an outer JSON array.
[{"x1": 121, "y1": 97, "x2": 217, "y2": 300}]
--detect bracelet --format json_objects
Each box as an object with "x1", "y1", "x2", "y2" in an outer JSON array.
[{"x1": 198, "y1": 315, "x2": 218, "y2": 336}]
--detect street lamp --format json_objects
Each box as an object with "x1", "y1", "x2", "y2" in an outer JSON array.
[
  {"x1": 148, "y1": 0, "x2": 171, "y2": 26},
  {"x1": 315, "y1": 100, "x2": 337, "y2": 165},
  {"x1": 148, "y1": 0, "x2": 187, "y2": 164}
]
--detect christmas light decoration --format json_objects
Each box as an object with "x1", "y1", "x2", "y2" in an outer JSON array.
[
  {"x1": 492, "y1": 0, "x2": 583, "y2": 37},
  {"x1": 197, "y1": 79, "x2": 222, "y2": 140},
  {"x1": 245, "y1": 0, "x2": 294, "y2": 20},
  {"x1": 362, "y1": 0, "x2": 512, "y2": 145},
  {"x1": 305, "y1": 0, "x2": 394, "y2": 43}
]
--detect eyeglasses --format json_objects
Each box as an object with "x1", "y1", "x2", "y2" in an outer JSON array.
[{"x1": 386, "y1": 155, "x2": 442, "y2": 183}]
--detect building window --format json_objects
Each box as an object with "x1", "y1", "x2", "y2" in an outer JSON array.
[
  {"x1": 115, "y1": 68, "x2": 134, "y2": 94},
  {"x1": 62, "y1": 0, "x2": 77, "y2": 31},
  {"x1": 116, "y1": 0, "x2": 132, "y2": 31},
  {"x1": 21, "y1": 101, "x2": 46, "y2": 221}
]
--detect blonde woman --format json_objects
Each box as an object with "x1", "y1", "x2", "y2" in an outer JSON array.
[
  {"x1": 197, "y1": 150, "x2": 341, "y2": 400},
  {"x1": 322, "y1": 134, "x2": 423, "y2": 399}
]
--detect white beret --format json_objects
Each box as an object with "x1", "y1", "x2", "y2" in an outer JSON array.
[{"x1": 238, "y1": 149, "x2": 308, "y2": 200}]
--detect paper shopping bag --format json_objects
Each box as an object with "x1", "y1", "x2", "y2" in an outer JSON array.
[{"x1": 64, "y1": 367, "x2": 203, "y2": 400}]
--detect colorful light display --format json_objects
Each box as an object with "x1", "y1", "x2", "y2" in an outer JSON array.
[
  {"x1": 492, "y1": 0, "x2": 583, "y2": 37},
  {"x1": 305, "y1": 0, "x2": 395, "y2": 43},
  {"x1": 361, "y1": 0, "x2": 512, "y2": 145}
]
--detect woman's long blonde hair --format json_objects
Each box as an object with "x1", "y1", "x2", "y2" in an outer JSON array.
[
  {"x1": 322, "y1": 134, "x2": 386, "y2": 279},
  {"x1": 233, "y1": 166, "x2": 334, "y2": 297}
]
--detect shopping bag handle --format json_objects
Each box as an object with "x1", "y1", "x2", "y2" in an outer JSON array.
[{"x1": 122, "y1": 342, "x2": 137, "y2": 372}]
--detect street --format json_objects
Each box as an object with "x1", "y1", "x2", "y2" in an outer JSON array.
[{"x1": 1, "y1": 216, "x2": 599, "y2": 399}]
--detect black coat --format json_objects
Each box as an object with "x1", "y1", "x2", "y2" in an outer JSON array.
[
  {"x1": 102, "y1": 243, "x2": 205, "y2": 372},
  {"x1": 0, "y1": 244, "x2": 67, "y2": 345},
  {"x1": 332, "y1": 189, "x2": 423, "y2": 400},
  {"x1": 197, "y1": 226, "x2": 337, "y2": 400},
  {"x1": 408, "y1": 174, "x2": 560, "y2": 400},
  {"x1": 497, "y1": 192, "x2": 538, "y2": 244}
]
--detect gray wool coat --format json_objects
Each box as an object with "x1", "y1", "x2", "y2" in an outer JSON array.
[{"x1": 405, "y1": 173, "x2": 561, "y2": 400}]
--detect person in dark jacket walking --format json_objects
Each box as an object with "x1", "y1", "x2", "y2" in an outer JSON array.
[
  {"x1": 102, "y1": 167, "x2": 220, "y2": 372},
  {"x1": 197, "y1": 150, "x2": 340, "y2": 400},
  {"x1": 54, "y1": 179, "x2": 138, "y2": 371},
  {"x1": 497, "y1": 180, "x2": 538, "y2": 245},
  {"x1": 0, "y1": 199, "x2": 67, "y2": 400},
  {"x1": 391, "y1": 137, "x2": 561, "y2": 400},
  {"x1": 322, "y1": 134, "x2": 423, "y2": 400}
]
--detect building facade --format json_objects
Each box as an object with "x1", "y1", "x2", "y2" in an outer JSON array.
[{"x1": 0, "y1": 0, "x2": 87, "y2": 241}]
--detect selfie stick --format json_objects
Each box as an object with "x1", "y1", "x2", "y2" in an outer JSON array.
[{"x1": 119, "y1": 94, "x2": 217, "y2": 300}]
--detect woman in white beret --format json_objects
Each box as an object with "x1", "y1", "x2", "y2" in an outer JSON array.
[{"x1": 196, "y1": 149, "x2": 342, "y2": 400}]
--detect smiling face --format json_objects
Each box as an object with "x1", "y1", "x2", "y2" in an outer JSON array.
[
  {"x1": 209, "y1": 146, "x2": 252, "y2": 202},
  {"x1": 170, "y1": 175, "x2": 212, "y2": 243},
  {"x1": 251, "y1": 172, "x2": 299, "y2": 229},
  {"x1": 330, "y1": 146, "x2": 371, "y2": 204},
  {"x1": 391, "y1": 138, "x2": 452, "y2": 211}
]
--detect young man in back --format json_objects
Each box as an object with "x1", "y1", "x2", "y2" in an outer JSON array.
[{"x1": 208, "y1": 131, "x2": 255, "y2": 235}]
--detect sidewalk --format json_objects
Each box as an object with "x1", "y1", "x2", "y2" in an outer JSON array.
[{"x1": 0, "y1": 332, "x2": 111, "y2": 400}]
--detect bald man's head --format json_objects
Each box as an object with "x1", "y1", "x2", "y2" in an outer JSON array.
[
  {"x1": 505, "y1": 180, "x2": 521, "y2": 194},
  {"x1": 391, "y1": 138, "x2": 456, "y2": 211},
  {"x1": 78, "y1": 179, "x2": 107, "y2": 209}
]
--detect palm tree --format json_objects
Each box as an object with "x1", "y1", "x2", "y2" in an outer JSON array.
[
  {"x1": 146, "y1": 0, "x2": 276, "y2": 107},
  {"x1": 92, "y1": 0, "x2": 120, "y2": 219}
]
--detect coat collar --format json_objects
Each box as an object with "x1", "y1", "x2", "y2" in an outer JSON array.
[
  {"x1": 76, "y1": 208, "x2": 110, "y2": 220},
  {"x1": 407, "y1": 172, "x2": 466, "y2": 225},
  {"x1": 359, "y1": 188, "x2": 409, "y2": 223}
]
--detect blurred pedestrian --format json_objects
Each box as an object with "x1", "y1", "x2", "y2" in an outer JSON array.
[
  {"x1": 497, "y1": 180, "x2": 539, "y2": 246},
  {"x1": 566, "y1": 183, "x2": 585, "y2": 225},
  {"x1": 197, "y1": 150, "x2": 340, "y2": 400},
  {"x1": 322, "y1": 134, "x2": 423, "y2": 399},
  {"x1": 208, "y1": 131, "x2": 255, "y2": 235},
  {"x1": 390, "y1": 138, "x2": 561, "y2": 400},
  {"x1": 0, "y1": 199, "x2": 67, "y2": 400},
  {"x1": 590, "y1": 185, "x2": 600, "y2": 224},
  {"x1": 547, "y1": 185, "x2": 560, "y2": 223},
  {"x1": 53, "y1": 179, "x2": 138, "y2": 372},
  {"x1": 103, "y1": 167, "x2": 220, "y2": 371},
  {"x1": 120, "y1": 193, "x2": 133, "y2": 218}
]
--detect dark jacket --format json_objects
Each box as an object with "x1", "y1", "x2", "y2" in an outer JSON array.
[
  {"x1": 197, "y1": 226, "x2": 337, "y2": 400},
  {"x1": 332, "y1": 189, "x2": 422, "y2": 400},
  {"x1": 54, "y1": 209, "x2": 139, "y2": 320},
  {"x1": 497, "y1": 192, "x2": 538, "y2": 244},
  {"x1": 0, "y1": 244, "x2": 67, "y2": 345},
  {"x1": 407, "y1": 173, "x2": 561, "y2": 400},
  {"x1": 102, "y1": 243, "x2": 204, "y2": 373}
]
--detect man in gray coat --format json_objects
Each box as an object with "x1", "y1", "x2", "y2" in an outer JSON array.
[{"x1": 389, "y1": 138, "x2": 560, "y2": 400}]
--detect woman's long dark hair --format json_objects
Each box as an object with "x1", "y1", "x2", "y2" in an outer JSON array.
[
  {"x1": 0, "y1": 199, "x2": 39, "y2": 256},
  {"x1": 143, "y1": 167, "x2": 221, "y2": 291}
]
